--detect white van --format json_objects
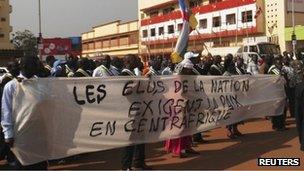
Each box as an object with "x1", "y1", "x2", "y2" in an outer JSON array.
[
  {"x1": 201, "y1": 47, "x2": 241, "y2": 58},
  {"x1": 236, "y1": 42, "x2": 281, "y2": 65}
]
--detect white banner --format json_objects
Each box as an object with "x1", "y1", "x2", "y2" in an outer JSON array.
[{"x1": 11, "y1": 75, "x2": 286, "y2": 165}]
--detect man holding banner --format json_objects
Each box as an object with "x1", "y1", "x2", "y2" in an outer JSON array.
[
  {"x1": 1, "y1": 56, "x2": 48, "y2": 169},
  {"x1": 120, "y1": 54, "x2": 150, "y2": 170},
  {"x1": 268, "y1": 57, "x2": 287, "y2": 131}
]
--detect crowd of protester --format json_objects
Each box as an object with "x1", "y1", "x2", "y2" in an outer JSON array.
[{"x1": 0, "y1": 49, "x2": 304, "y2": 170}]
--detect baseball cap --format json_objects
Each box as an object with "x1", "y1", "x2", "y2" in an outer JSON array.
[{"x1": 184, "y1": 52, "x2": 199, "y2": 59}]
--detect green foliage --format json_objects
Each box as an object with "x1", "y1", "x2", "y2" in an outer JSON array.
[{"x1": 11, "y1": 30, "x2": 38, "y2": 56}]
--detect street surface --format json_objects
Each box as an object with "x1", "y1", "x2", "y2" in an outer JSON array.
[{"x1": 1, "y1": 118, "x2": 303, "y2": 170}]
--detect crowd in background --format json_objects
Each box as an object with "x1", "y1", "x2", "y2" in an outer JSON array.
[{"x1": 0, "y1": 49, "x2": 304, "y2": 170}]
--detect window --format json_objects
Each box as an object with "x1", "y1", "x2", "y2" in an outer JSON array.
[
  {"x1": 103, "y1": 40, "x2": 110, "y2": 48},
  {"x1": 242, "y1": 10, "x2": 253, "y2": 23},
  {"x1": 163, "y1": 7, "x2": 174, "y2": 15},
  {"x1": 258, "y1": 44, "x2": 280, "y2": 55},
  {"x1": 199, "y1": 19, "x2": 207, "y2": 29},
  {"x1": 150, "y1": 11, "x2": 159, "y2": 17},
  {"x1": 110, "y1": 38, "x2": 118, "y2": 47},
  {"x1": 177, "y1": 23, "x2": 183, "y2": 32},
  {"x1": 1, "y1": 17, "x2": 6, "y2": 22},
  {"x1": 213, "y1": 40, "x2": 230, "y2": 47},
  {"x1": 209, "y1": 0, "x2": 222, "y2": 4},
  {"x1": 142, "y1": 30, "x2": 148, "y2": 38},
  {"x1": 82, "y1": 44, "x2": 88, "y2": 51},
  {"x1": 249, "y1": 46, "x2": 258, "y2": 53},
  {"x1": 159, "y1": 27, "x2": 164, "y2": 35},
  {"x1": 244, "y1": 46, "x2": 248, "y2": 52},
  {"x1": 190, "y1": 0, "x2": 202, "y2": 8},
  {"x1": 130, "y1": 34, "x2": 138, "y2": 44},
  {"x1": 88, "y1": 43, "x2": 94, "y2": 50},
  {"x1": 212, "y1": 16, "x2": 221, "y2": 27},
  {"x1": 168, "y1": 25, "x2": 174, "y2": 34},
  {"x1": 95, "y1": 41, "x2": 102, "y2": 49},
  {"x1": 150, "y1": 28, "x2": 156, "y2": 37},
  {"x1": 119, "y1": 36, "x2": 129, "y2": 46},
  {"x1": 226, "y1": 14, "x2": 236, "y2": 25}
]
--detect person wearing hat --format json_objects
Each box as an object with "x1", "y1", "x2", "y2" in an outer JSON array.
[
  {"x1": 174, "y1": 52, "x2": 201, "y2": 75},
  {"x1": 179, "y1": 52, "x2": 207, "y2": 143},
  {"x1": 165, "y1": 52, "x2": 200, "y2": 158}
]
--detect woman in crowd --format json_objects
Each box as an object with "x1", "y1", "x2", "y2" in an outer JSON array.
[{"x1": 165, "y1": 52, "x2": 200, "y2": 158}]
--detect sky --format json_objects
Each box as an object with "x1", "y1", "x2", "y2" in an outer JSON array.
[{"x1": 10, "y1": 0, "x2": 138, "y2": 38}]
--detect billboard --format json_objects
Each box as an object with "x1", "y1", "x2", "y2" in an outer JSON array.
[
  {"x1": 287, "y1": 0, "x2": 304, "y2": 12},
  {"x1": 42, "y1": 38, "x2": 72, "y2": 56}
]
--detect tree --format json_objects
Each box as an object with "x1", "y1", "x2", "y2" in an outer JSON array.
[{"x1": 11, "y1": 30, "x2": 38, "y2": 56}]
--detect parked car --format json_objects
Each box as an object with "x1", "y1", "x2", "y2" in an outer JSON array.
[
  {"x1": 236, "y1": 42, "x2": 281, "y2": 66},
  {"x1": 201, "y1": 47, "x2": 241, "y2": 58}
]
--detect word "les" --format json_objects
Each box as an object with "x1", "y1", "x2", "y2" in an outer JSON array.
[{"x1": 73, "y1": 84, "x2": 107, "y2": 105}]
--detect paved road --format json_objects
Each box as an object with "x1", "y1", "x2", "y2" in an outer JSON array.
[{"x1": 1, "y1": 118, "x2": 303, "y2": 170}]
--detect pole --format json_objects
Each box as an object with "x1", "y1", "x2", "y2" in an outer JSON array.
[
  {"x1": 219, "y1": 12, "x2": 222, "y2": 46},
  {"x1": 235, "y1": 8, "x2": 238, "y2": 46},
  {"x1": 162, "y1": 24, "x2": 165, "y2": 58},
  {"x1": 138, "y1": 25, "x2": 140, "y2": 60},
  {"x1": 148, "y1": 22, "x2": 151, "y2": 60},
  {"x1": 38, "y1": 0, "x2": 42, "y2": 61},
  {"x1": 292, "y1": 0, "x2": 296, "y2": 59},
  {"x1": 245, "y1": 9, "x2": 249, "y2": 42}
]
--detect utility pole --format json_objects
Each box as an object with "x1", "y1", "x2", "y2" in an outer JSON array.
[
  {"x1": 235, "y1": 8, "x2": 239, "y2": 46},
  {"x1": 292, "y1": 0, "x2": 297, "y2": 59},
  {"x1": 38, "y1": 0, "x2": 43, "y2": 61}
]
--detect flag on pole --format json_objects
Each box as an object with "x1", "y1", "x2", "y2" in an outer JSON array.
[{"x1": 171, "y1": 0, "x2": 198, "y2": 64}]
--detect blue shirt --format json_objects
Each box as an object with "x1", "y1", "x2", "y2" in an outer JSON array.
[
  {"x1": 1, "y1": 74, "x2": 35, "y2": 139},
  {"x1": 1, "y1": 78, "x2": 17, "y2": 139}
]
